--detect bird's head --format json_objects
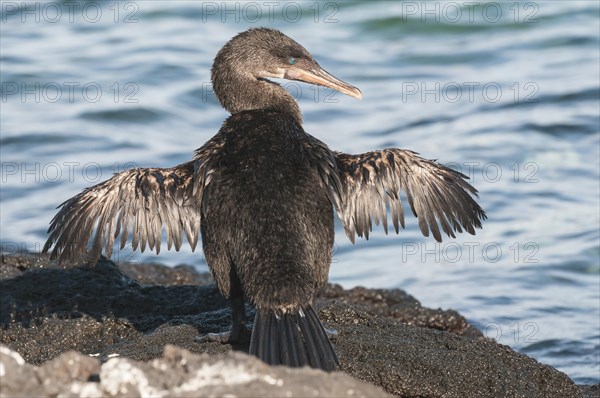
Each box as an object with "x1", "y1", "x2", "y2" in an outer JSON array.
[{"x1": 211, "y1": 28, "x2": 362, "y2": 118}]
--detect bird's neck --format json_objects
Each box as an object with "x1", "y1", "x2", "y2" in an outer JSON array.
[{"x1": 212, "y1": 71, "x2": 303, "y2": 125}]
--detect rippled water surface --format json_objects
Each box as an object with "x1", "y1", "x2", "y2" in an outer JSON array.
[{"x1": 1, "y1": 0, "x2": 599, "y2": 384}]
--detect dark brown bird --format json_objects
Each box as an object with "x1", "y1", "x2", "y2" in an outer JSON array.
[{"x1": 43, "y1": 28, "x2": 486, "y2": 371}]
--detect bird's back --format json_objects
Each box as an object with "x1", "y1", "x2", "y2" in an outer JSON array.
[{"x1": 200, "y1": 110, "x2": 334, "y2": 309}]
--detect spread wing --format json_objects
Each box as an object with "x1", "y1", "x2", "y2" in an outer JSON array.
[
  {"x1": 43, "y1": 141, "x2": 221, "y2": 264},
  {"x1": 334, "y1": 149, "x2": 486, "y2": 243},
  {"x1": 42, "y1": 162, "x2": 200, "y2": 263}
]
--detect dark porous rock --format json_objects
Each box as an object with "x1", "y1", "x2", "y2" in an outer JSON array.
[
  {"x1": 580, "y1": 384, "x2": 600, "y2": 398},
  {"x1": 0, "y1": 253, "x2": 585, "y2": 397},
  {"x1": 320, "y1": 284, "x2": 482, "y2": 338},
  {"x1": 319, "y1": 302, "x2": 581, "y2": 397},
  {"x1": 118, "y1": 262, "x2": 214, "y2": 286}
]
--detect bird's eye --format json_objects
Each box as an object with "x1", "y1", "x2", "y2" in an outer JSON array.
[{"x1": 288, "y1": 57, "x2": 297, "y2": 65}]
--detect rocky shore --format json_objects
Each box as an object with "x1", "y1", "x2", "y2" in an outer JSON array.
[{"x1": 0, "y1": 254, "x2": 595, "y2": 397}]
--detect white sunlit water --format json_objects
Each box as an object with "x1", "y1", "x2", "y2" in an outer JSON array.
[{"x1": 1, "y1": 1, "x2": 598, "y2": 385}]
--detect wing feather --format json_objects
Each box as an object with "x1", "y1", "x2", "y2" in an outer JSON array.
[
  {"x1": 43, "y1": 134, "x2": 224, "y2": 264},
  {"x1": 333, "y1": 149, "x2": 486, "y2": 243},
  {"x1": 43, "y1": 160, "x2": 206, "y2": 264}
]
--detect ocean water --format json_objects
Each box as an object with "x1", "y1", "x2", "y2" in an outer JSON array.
[{"x1": 1, "y1": 0, "x2": 598, "y2": 384}]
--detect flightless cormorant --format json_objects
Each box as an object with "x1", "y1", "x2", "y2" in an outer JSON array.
[{"x1": 43, "y1": 28, "x2": 486, "y2": 371}]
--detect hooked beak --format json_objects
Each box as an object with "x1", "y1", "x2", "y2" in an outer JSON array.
[{"x1": 284, "y1": 66, "x2": 363, "y2": 100}]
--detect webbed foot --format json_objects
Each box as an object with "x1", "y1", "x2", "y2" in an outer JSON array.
[{"x1": 196, "y1": 323, "x2": 250, "y2": 344}]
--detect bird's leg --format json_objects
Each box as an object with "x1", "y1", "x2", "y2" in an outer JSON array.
[
  {"x1": 196, "y1": 268, "x2": 250, "y2": 344},
  {"x1": 196, "y1": 294, "x2": 249, "y2": 343},
  {"x1": 228, "y1": 293, "x2": 250, "y2": 342}
]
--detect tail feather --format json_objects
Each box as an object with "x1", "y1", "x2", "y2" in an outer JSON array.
[
  {"x1": 297, "y1": 312, "x2": 322, "y2": 369},
  {"x1": 284, "y1": 315, "x2": 302, "y2": 366},
  {"x1": 267, "y1": 317, "x2": 279, "y2": 365},
  {"x1": 263, "y1": 312, "x2": 272, "y2": 363},
  {"x1": 306, "y1": 305, "x2": 339, "y2": 366},
  {"x1": 249, "y1": 305, "x2": 339, "y2": 371},
  {"x1": 277, "y1": 318, "x2": 290, "y2": 365}
]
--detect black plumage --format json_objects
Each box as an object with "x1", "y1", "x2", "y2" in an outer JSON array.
[{"x1": 43, "y1": 28, "x2": 486, "y2": 371}]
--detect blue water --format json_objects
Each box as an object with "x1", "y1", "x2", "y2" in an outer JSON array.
[{"x1": 1, "y1": 1, "x2": 598, "y2": 384}]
